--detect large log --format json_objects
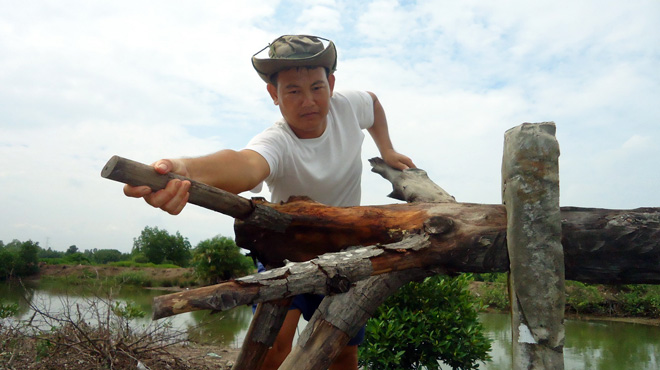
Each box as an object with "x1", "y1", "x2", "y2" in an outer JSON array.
[
  {"x1": 100, "y1": 156, "x2": 660, "y2": 320},
  {"x1": 235, "y1": 198, "x2": 660, "y2": 281},
  {"x1": 152, "y1": 204, "x2": 660, "y2": 319},
  {"x1": 101, "y1": 156, "x2": 660, "y2": 283}
]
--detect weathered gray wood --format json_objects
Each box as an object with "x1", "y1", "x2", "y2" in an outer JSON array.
[
  {"x1": 502, "y1": 122, "x2": 565, "y2": 369},
  {"x1": 279, "y1": 270, "x2": 433, "y2": 370},
  {"x1": 280, "y1": 269, "x2": 438, "y2": 370},
  {"x1": 232, "y1": 298, "x2": 292, "y2": 370},
  {"x1": 101, "y1": 155, "x2": 254, "y2": 219},
  {"x1": 369, "y1": 157, "x2": 456, "y2": 203},
  {"x1": 152, "y1": 237, "x2": 424, "y2": 319}
]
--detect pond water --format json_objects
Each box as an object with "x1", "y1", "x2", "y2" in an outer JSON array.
[
  {"x1": 2, "y1": 280, "x2": 659, "y2": 369},
  {"x1": 478, "y1": 312, "x2": 659, "y2": 370},
  {"x1": 0, "y1": 280, "x2": 253, "y2": 347}
]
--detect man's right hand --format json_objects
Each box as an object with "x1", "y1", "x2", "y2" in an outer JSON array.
[{"x1": 123, "y1": 159, "x2": 192, "y2": 215}]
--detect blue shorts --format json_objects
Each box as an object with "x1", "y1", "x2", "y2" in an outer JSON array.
[{"x1": 255, "y1": 262, "x2": 366, "y2": 346}]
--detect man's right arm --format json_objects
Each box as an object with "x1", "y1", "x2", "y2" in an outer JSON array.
[{"x1": 123, "y1": 149, "x2": 269, "y2": 215}]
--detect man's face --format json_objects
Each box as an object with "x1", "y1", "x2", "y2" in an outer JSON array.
[{"x1": 267, "y1": 67, "x2": 335, "y2": 139}]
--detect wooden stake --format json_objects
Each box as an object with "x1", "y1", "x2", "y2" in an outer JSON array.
[{"x1": 502, "y1": 122, "x2": 565, "y2": 369}]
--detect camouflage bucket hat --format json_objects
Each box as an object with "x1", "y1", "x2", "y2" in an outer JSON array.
[{"x1": 252, "y1": 35, "x2": 337, "y2": 83}]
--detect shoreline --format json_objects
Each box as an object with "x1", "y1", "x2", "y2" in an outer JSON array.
[{"x1": 34, "y1": 264, "x2": 660, "y2": 328}]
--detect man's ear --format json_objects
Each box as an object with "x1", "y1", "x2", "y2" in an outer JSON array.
[
  {"x1": 267, "y1": 83, "x2": 279, "y2": 105},
  {"x1": 328, "y1": 73, "x2": 335, "y2": 96}
]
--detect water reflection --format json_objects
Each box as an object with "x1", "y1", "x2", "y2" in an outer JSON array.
[
  {"x1": 186, "y1": 305, "x2": 253, "y2": 346},
  {"x1": 479, "y1": 313, "x2": 660, "y2": 370},
  {"x1": 1, "y1": 280, "x2": 252, "y2": 347},
  {"x1": 3, "y1": 281, "x2": 659, "y2": 369}
]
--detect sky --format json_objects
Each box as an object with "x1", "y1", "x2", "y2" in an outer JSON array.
[{"x1": 1, "y1": 0, "x2": 658, "y2": 254}]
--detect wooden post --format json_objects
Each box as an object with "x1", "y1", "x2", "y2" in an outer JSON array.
[
  {"x1": 232, "y1": 298, "x2": 292, "y2": 370},
  {"x1": 278, "y1": 270, "x2": 433, "y2": 370},
  {"x1": 502, "y1": 122, "x2": 565, "y2": 369}
]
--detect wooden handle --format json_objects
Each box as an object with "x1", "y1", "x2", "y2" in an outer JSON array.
[{"x1": 101, "y1": 155, "x2": 254, "y2": 219}]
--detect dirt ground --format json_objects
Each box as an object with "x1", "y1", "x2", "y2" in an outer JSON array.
[{"x1": 158, "y1": 343, "x2": 241, "y2": 369}]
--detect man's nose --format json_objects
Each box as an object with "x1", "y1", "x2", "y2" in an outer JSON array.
[{"x1": 301, "y1": 90, "x2": 315, "y2": 106}]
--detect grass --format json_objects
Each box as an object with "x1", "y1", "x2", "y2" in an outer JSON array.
[
  {"x1": 108, "y1": 261, "x2": 181, "y2": 269},
  {"x1": 472, "y1": 273, "x2": 660, "y2": 318}
]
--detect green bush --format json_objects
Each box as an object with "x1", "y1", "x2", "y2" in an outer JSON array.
[
  {"x1": 0, "y1": 240, "x2": 40, "y2": 278},
  {"x1": 132, "y1": 226, "x2": 191, "y2": 267},
  {"x1": 478, "y1": 282, "x2": 510, "y2": 311},
  {"x1": 0, "y1": 249, "x2": 15, "y2": 278},
  {"x1": 113, "y1": 271, "x2": 150, "y2": 286},
  {"x1": 359, "y1": 274, "x2": 491, "y2": 370},
  {"x1": 0, "y1": 302, "x2": 19, "y2": 319},
  {"x1": 565, "y1": 281, "x2": 605, "y2": 315},
  {"x1": 472, "y1": 274, "x2": 509, "y2": 311},
  {"x1": 192, "y1": 236, "x2": 254, "y2": 285},
  {"x1": 617, "y1": 285, "x2": 660, "y2": 317},
  {"x1": 39, "y1": 257, "x2": 67, "y2": 265}
]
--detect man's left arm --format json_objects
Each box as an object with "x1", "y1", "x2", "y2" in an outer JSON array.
[{"x1": 366, "y1": 91, "x2": 416, "y2": 170}]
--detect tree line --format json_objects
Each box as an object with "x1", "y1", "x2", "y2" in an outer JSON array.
[
  {"x1": 0, "y1": 226, "x2": 254, "y2": 284},
  {"x1": 1, "y1": 228, "x2": 493, "y2": 369}
]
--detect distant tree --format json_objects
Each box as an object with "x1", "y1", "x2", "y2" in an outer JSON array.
[
  {"x1": 192, "y1": 236, "x2": 254, "y2": 284},
  {"x1": 0, "y1": 247, "x2": 14, "y2": 279},
  {"x1": 66, "y1": 245, "x2": 79, "y2": 255},
  {"x1": 15, "y1": 240, "x2": 40, "y2": 276},
  {"x1": 4, "y1": 239, "x2": 21, "y2": 253},
  {"x1": 0, "y1": 240, "x2": 40, "y2": 278},
  {"x1": 163, "y1": 231, "x2": 192, "y2": 267},
  {"x1": 132, "y1": 226, "x2": 192, "y2": 267},
  {"x1": 92, "y1": 249, "x2": 123, "y2": 264},
  {"x1": 38, "y1": 247, "x2": 64, "y2": 259},
  {"x1": 83, "y1": 248, "x2": 95, "y2": 261},
  {"x1": 63, "y1": 252, "x2": 91, "y2": 265}
]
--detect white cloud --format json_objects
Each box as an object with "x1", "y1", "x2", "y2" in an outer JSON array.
[
  {"x1": 296, "y1": 5, "x2": 342, "y2": 34},
  {"x1": 621, "y1": 135, "x2": 652, "y2": 151},
  {"x1": 1, "y1": 0, "x2": 658, "y2": 253}
]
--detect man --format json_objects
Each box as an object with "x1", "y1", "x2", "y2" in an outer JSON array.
[{"x1": 124, "y1": 34, "x2": 415, "y2": 369}]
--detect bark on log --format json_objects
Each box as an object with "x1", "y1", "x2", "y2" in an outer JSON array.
[{"x1": 152, "y1": 235, "x2": 433, "y2": 319}]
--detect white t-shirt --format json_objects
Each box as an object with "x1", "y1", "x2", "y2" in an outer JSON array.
[{"x1": 245, "y1": 90, "x2": 374, "y2": 207}]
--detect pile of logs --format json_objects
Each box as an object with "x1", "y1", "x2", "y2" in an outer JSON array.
[{"x1": 102, "y1": 122, "x2": 660, "y2": 370}]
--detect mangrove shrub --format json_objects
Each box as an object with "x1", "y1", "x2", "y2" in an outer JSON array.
[{"x1": 359, "y1": 274, "x2": 491, "y2": 370}]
